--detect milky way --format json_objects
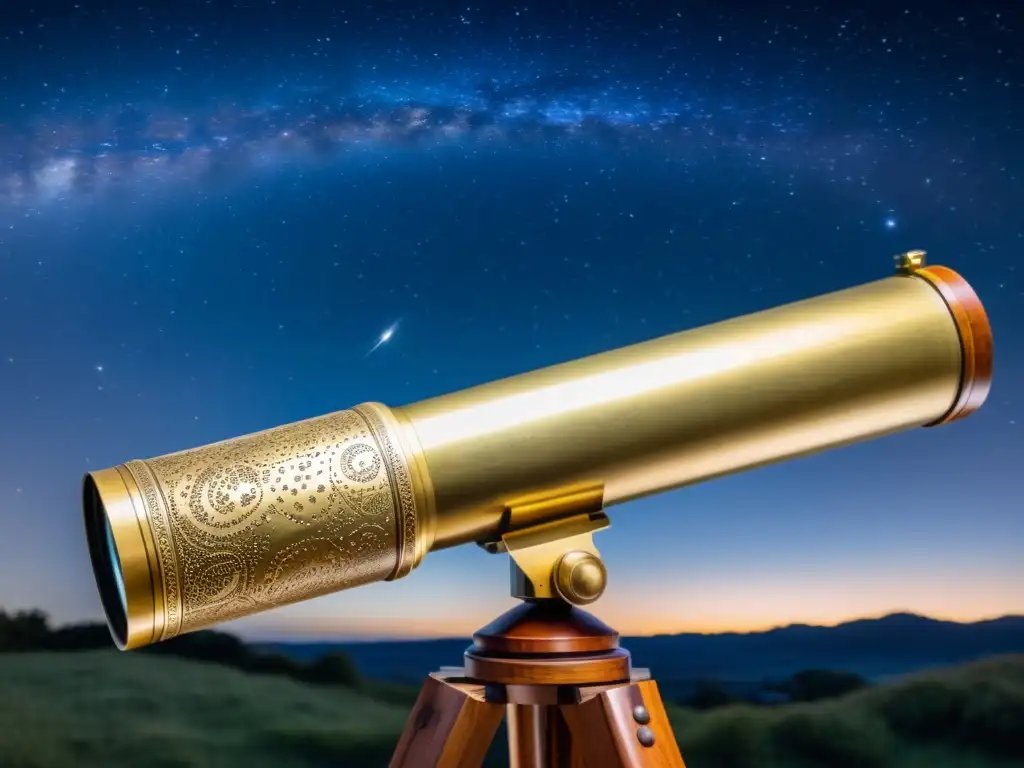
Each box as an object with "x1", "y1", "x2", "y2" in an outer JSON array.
[{"x1": 1, "y1": 75, "x2": 877, "y2": 210}]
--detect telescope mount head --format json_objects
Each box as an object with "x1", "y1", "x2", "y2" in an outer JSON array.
[
  {"x1": 478, "y1": 482, "x2": 610, "y2": 608},
  {"x1": 468, "y1": 487, "x2": 628, "y2": 688}
]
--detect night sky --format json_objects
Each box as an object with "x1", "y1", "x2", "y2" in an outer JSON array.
[{"x1": 0, "y1": 1, "x2": 1020, "y2": 641}]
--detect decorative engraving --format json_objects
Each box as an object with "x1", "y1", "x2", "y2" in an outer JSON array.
[
  {"x1": 125, "y1": 459, "x2": 183, "y2": 638},
  {"x1": 187, "y1": 463, "x2": 265, "y2": 536},
  {"x1": 125, "y1": 406, "x2": 418, "y2": 641},
  {"x1": 339, "y1": 444, "x2": 382, "y2": 484},
  {"x1": 259, "y1": 531, "x2": 393, "y2": 607},
  {"x1": 353, "y1": 403, "x2": 419, "y2": 581}
]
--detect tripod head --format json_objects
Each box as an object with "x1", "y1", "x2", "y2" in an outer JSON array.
[
  {"x1": 478, "y1": 481, "x2": 610, "y2": 606},
  {"x1": 401, "y1": 490, "x2": 675, "y2": 767}
]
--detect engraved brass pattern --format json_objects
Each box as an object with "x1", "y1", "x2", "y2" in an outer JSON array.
[
  {"x1": 353, "y1": 403, "x2": 419, "y2": 580},
  {"x1": 123, "y1": 405, "x2": 418, "y2": 641}
]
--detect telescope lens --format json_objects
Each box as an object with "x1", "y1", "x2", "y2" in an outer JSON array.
[
  {"x1": 82, "y1": 474, "x2": 129, "y2": 648},
  {"x1": 104, "y1": 518, "x2": 128, "y2": 617}
]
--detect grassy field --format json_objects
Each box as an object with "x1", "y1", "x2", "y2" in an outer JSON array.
[{"x1": 0, "y1": 651, "x2": 1022, "y2": 767}]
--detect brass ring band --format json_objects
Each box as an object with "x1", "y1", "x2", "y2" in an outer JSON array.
[
  {"x1": 912, "y1": 266, "x2": 994, "y2": 425},
  {"x1": 352, "y1": 402, "x2": 434, "y2": 580},
  {"x1": 82, "y1": 466, "x2": 160, "y2": 650}
]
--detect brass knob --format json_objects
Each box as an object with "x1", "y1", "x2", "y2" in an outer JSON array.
[
  {"x1": 553, "y1": 550, "x2": 607, "y2": 605},
  {"x1": 895, "y1": 249, "x2": 927, "y2": 274}
]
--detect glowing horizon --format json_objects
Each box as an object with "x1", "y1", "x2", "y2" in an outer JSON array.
[{"x1": 230, "y1": 605, "x2": 1024, "y2": 643}]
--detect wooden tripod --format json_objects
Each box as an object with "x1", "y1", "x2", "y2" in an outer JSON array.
[{"x1": 389, "y1": 599, "x2": 686, "y2": 767}]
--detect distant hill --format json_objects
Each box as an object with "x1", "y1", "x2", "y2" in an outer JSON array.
[
  {"x1": 2, "y1": 650, "x2": 1023, "y2": 767},
  {"x1": 258, "y1": 612, "x2": 1024, "y2": 688}
]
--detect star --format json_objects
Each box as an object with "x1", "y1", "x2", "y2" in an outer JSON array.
[{"x1": 365, "y1": 321, "x2": 400, "y2": 358}]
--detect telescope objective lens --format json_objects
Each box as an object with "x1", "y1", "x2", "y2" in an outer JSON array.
[
  {"x1": 83, "y1": 475, "x2": 129, "y2": 648},
  {"x1": 105, "y1": 518, "x2": 128, "y2": 618}
]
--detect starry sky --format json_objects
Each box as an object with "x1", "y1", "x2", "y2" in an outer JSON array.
[{"x1": 0, "y1": 1, "x2": 1021, "y2": 641}]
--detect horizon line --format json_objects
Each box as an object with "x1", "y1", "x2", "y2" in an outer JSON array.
[
  {"x1": 240, "y1": 609, "x2": 1024, "y2": 645},
  {"x1": 6, "y1": 606, "x2": 1021, "y2": 644}
]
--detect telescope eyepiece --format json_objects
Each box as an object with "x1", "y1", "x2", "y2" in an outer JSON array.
[{"x1": 83, "y1": 473, "x2": 130, "y2": 649}]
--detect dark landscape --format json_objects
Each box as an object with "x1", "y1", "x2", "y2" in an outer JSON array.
[
  {"x1": 259, "y1": 612, "x2": 1024, "y2": 704},
  {"x1": 2, "y1": 608, "x2": 1024, "y2": 767}
]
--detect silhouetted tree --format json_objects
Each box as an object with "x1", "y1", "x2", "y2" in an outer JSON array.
[
  {"x1": 0, "y1": 609, "x2": 52, "y2": 651},
  {"x1": 299, "y1": 651, "x2": 362, "y2": 688},
  {"x1": 686, "y1": 679, "x2": 740, "y2": 710},
  {"x1": 782, "y1": 669, "x2": 867, "y2": 702},
  {"x1": 141, "y1": 628, "x2": 252, "y2": 667},
  {"x1": 47, "y1": 622, "x2": 116, "y2": 651},
  {"x1": 244, "y1": 651, "x2": 303, "y2": 679}
]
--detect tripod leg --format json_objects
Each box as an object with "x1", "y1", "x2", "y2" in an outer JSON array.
[
  {"x1": 560, "y1": 680, "x2": 686, "y2": 767},
  {"x1": 390, "y1": 673, "x2": 505, "y2": 768},
  {"x1": 507, "y1": 704, "x2": 576, "y2": 768}
]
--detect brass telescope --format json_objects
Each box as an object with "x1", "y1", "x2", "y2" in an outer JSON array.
[{"x1": 83, "y1": 251, "x2": 993, "y2": 653}]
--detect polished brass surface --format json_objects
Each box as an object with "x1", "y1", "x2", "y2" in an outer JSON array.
[
  {"x1": 504, "y1": 513, "x2": 609, "y2": 602},
  {"x1": 554, "y1": 550, "x2": 608, "y2": 606},
  {"x1": 500, "y1": 482, "x2": 605, "y2": 536},
  {"x1": 84, "y1": 403, "x2": 426, "y2": 649},
  {"x1": 401, "y1": 269, "x2": 974, "y2": 550},
  {"x1": 481, "y1": 483, "x2": 608, "y2": 602},
  {"x1": 85, "y1": 260, "x2": 993, "y2": 650}
]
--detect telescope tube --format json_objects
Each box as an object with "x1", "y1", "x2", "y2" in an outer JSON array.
[{"x1": 84, "y1": 263, "x2": 992, "y2": 649}]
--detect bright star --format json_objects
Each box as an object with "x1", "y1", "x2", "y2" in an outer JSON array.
[
  {"x1": 365, "y1": 321, "x2": 400, "y2": 357},
  {"x1": 885, "y1": 217, "x2": 897, "y2": 230}
]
